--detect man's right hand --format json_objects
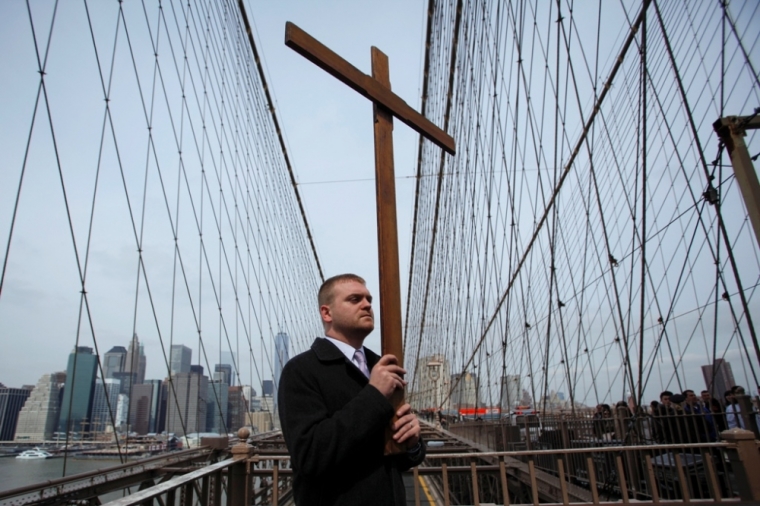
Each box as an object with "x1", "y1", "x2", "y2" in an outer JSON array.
[{"x1": 369, "y1": 354, "x2": 407, "y2": 399}]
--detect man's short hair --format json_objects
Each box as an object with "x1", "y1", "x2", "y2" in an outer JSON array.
[
  {"x1": 701, "y1": 390, "x2": 709, "y2": 395},
  {"x1": 318, "y1": 274, "x2": 366, "y2": 306},
  {"x1": 660, "y1": 390, "x2": 673, "y2": 400},
  {"x1": 683, "y1": 389, "x2": 694, "y2": 396}
]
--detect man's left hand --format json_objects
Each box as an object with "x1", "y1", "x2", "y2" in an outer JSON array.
[{"x1": 391, "y1": 403, "x2": 420, "y2": 447}]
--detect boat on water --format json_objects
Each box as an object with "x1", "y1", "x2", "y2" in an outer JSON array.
[{"x1": 16, "y1": 448, "x2": 53, "y2": 460}]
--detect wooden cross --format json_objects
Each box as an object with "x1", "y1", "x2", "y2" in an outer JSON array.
[{"x1": 285, "y1": 22, "x2": 456, "y2": 453}]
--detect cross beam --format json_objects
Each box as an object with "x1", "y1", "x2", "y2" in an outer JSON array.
[
  {"x1": 285, "y1": 22, "x2": 455, "y2": 454},
  {"x1": 285, "y1": 23, "x2": 455, "y2": 156}
]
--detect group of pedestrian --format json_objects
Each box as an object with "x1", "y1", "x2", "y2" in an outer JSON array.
[{"x1": 650, "y1": 386, "x2": 758, "y2": 444}]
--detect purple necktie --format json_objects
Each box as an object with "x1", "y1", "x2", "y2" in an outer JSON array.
[{"x1": 353, "y1": 350, "x2": 370, "y2": 378}]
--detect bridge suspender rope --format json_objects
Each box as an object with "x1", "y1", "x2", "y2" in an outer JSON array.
[{"x1": 443, "y1": 0, "x2": 654, "y2": 410}]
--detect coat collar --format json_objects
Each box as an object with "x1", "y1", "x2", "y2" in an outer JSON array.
[{"x1": 311, "y1": 337, "x2": 381, "y2": 369}]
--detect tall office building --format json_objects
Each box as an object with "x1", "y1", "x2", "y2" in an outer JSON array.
[
  {"x1": 274, "y1": 332, "x2": 290, "y2": 392},
  {"x1": 220, "y1": 351, "x2": 237, "y2": 386},
  {"x1": 702, "y1": 359, "x2": 736, "y2": 397},
  {"x1": 15, "y1": 372, "x2": 65, "y2": 441},
  {"x1": 130, "y1": 380, "x2": 164, "y2": 435},
  {"x1": 90, "y1": 379, "x2": 121, "y2": 433},
  {"x1": 103, "y1": 346, "x2": 127, "y2": 380},
  {"x1": 214, "y1": 364, "x2": 233, "y2": 385},
  {"x1": 206, "y1": 379, "x2": 229, "y2": 434},
  {"x1": 500, "y1": 375, "x2": 521, "y2": 412},
  {"x1": 0, "y1": 383, "x2": 33, "y2": 440},
  {"x1": 170, "y1": 345, "x2": 192, "y2": 375},
  {"x1": 165, "y1": 370, "x2": 208, "y2": 436},
  {"x1": 58, "y1": 347, "x2": 98, "y2": 435},
  {"x1": 125, "y1": 334, "x2": 146, "y2": 385},
  {"x1": 112, "y1": 371, "x2": 137, "y2": 396},
  {"x1": 227, "y1": 386, "x2": 247, "y2": 433}
]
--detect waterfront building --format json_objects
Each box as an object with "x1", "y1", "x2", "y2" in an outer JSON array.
[
  {"x1": 206, "y1": 379, "x2": 229, "y2": 434},
  {"x1": 170, "y1": 345, "x2": 192, "y2": 375},
  {"x1": 129, "y1": 380, "x2": 163, "y2": 434},
  {"x1": 165, "y1": 370, "x2": 208, "y2": 436},
  {"x1": 227, "y1": 386, "x2": 247, "y2": 432},
  {"x1": 58, "y1": 347, "x2": 98, "y2": 435},
  {"x1": 262, "y1": 379, "x2": 273, "y2": 397},
  {"x1": 90, "y1": 378, "x2": 121, "y2": 434},
  {"x1": 0, "y1": 383, "x2": 33, "y2": 440},
  {"x1": 245, "y1": 411, "x2": 274, "y2": 433},
  {"x1": 14, "y1": 372, "x2": 65, "y2": 441},
  {"x1": 115, "y1": 394, "x2": 129, "y2": 430},
  {"x1": 125, "y1": 334, "x2": 146, "y2": 385},
  {"x1": 103, "y1": 346, "x2": 127, "y2": 380}
]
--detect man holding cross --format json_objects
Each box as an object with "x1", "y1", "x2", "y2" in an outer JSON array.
[{"x1": 278, "y1": 273, "x2": 424, "y2": 505}]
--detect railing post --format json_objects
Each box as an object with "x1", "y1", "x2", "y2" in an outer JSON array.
[
  {"x1": 721, "y1": 428, "x2": 760, "y2": 501},
  {"x1": 228, "y1": 428, "x2": 254, "y2": 506}
]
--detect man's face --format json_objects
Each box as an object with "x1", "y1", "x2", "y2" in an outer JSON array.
[
  {"x1": 660, "y1": 394, "x2": 671, "y2": 406},
  {"x1": 321, "y1": 280, "x2": 374, "y2": 339},
  {"x1": 685, "y1": 391, "x2": 698, "y2": 405},
  {"x1": 701, "y1": 392, "x2": 711, "y2": 403}
]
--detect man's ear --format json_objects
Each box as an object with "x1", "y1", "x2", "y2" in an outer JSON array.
[{"x1": 319, "y1": 304, "x2": 332, "y2": 324}]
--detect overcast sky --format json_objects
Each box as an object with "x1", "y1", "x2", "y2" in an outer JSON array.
[{"x1": 0, "y1": 1, "x2": 427, "y2": 388}]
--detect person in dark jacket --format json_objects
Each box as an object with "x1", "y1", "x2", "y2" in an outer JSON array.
[{"x1": 278, "y1": 274, "x2": 425, "y2": 506}]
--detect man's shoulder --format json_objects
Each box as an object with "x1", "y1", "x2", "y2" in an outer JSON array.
[{"x1": 283, "y1": 338, "x2": 345, "y2": 371}]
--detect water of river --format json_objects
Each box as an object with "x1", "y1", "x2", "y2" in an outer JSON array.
[{"x1": 0, "y1": 456, "x2": 125, "y2": 495}]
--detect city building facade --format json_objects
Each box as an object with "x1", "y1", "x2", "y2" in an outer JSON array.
[
  {"x1": 165, "y1": 370, "x2": 208, "y2": 436},
  {"x1": 14, "y1": 372, "x2": 65, "y2": 441},
  {"x1": 0, "y1": 383, "x2": 33, "y2": 440},
  {"x1": 170, "y1": 345, "x2": 192, "y2": 375},
  {"x1": 58, "y1": 347, "x2": 98, "y2": 435}
]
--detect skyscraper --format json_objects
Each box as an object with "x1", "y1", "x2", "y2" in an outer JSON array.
[
  {"x1": 15, "y1": 373, "x2": 65, "y2": 441},
  {"x1": 165, "y1": 370, "x2": 208, "y2": 436},
  {"x1": 58, "y1": 347, "x2": 98, "y2": 434},
  {"x1": 103, "y1": 346, "x2": 127, "y2": 380},
  {"x1": 702, "y1": 359, "x2": 736, "y2": 397},
  {"x1": 170, "y1": 345, "x2": 192, "y2": 375},
  {"x1": 227, "y1": 386, "x2": 247, "y2": 433},
  {"x1": 0, "y1": 383, "x2": 33, "y2": 440},
  {"x1": 274, "y1": 332, "x2": 290, "y2": 391},
  {"x1": 220, "y1": 351, "x2": 237, "y2": 385},
  {"x1": 90, "y1": 379, "x2": 121, "y2": 434},
  {"x1": 206, "y1": 379, "x2": 229, "y2": 434},
  {"x1": 273, "y1": 332, "x2": 289, "y2": 412},
  {"x1": 214, "y1": 364, "x2": 233, "y2": 385},
  {"x1": 125, "y1": 334, "x2": 146, "y2": 385},
  {"x1": 130, "y1": 380, "x2": 164, "y2": 435}
]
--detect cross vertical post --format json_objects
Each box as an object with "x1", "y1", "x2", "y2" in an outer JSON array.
[{"x1": 284, "y1": 22, "x2": 455, "y2": 453}]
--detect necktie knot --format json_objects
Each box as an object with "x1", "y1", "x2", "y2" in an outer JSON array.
[{"x1": 353, "y1": 350, "x2": 370, "y2": 378}]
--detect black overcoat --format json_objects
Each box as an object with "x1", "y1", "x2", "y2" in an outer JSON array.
[{"x1": 278, "y1": 338, "x2": 425, "y2": 506}]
